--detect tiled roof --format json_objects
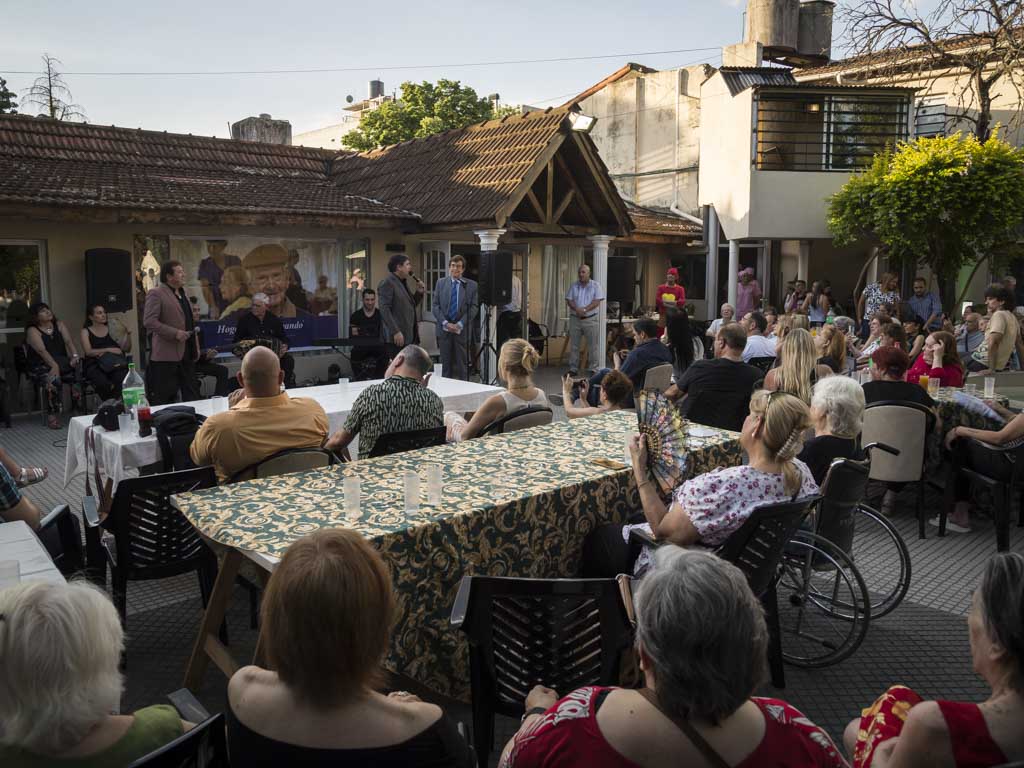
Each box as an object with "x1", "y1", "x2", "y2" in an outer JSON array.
[
  {"x1": 0, "y1": 115, "x2": 418, "y2": 220},
  {"x1": 718, "y1": 66, "x2": 798, "y2": 95},
  {"x1": 626, "y1": 201, "x2": 702, "y2": 237},
  {"x1": 329, "y1": 108, "x2": 576, "y2": 226},
  {"x1": 562, "y1": 62, "x2": 658, "y2": 107}
]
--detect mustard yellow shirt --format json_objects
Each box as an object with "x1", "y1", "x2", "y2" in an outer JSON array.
[{"x1": 189, "y1": 392, "x2": 329, "y2": 482}]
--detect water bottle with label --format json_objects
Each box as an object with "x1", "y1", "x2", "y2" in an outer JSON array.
[
  {"x1": 122, "y1": 364, "x2": 146, "y2": 410},
  {"x1": 826, "y1": 309, "x2": 835, "y2": 324}
]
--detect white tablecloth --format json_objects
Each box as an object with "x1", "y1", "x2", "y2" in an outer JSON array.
[
  {"x1": 0, "y1": 521, "x2": 65, "y2": 586},
  {"x1": 63, "y1": 377, "x2": 502, "y2": 488}
]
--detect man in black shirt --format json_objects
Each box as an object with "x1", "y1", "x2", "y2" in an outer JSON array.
[
  {"x1": 349, "y1": 288, "x2": 387, "y2": 380},
  {"x1": 190, "y1": 298, "x2": 234, "y2": 397},
  {"x1": 233, "y1": 292, "x2": 296, "y2": 388},
  {"x1": 673, "y1": 323, "x2": 764, "y2": 432}
]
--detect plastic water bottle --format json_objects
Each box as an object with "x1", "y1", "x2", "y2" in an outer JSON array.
[
  {"x1": 122, "y1": 364, "x2": 146, "y2": 410},
  {"x1": 826, "y1": 309, "x2": 835, "y2": 324}
]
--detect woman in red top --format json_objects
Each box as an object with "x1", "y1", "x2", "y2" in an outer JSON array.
[
  {"x1": 845, "y1": 552, "x2": 1024, "y2": 767},
  {"x1": 905, "y1": 330, "x2": 964, "y2": 388},
  {"x1": 499, "y1": 548, "x2": 847, "y2": 768}
]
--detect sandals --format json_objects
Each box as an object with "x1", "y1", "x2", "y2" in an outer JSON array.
[
  {"x1": 47, "y1": 414, "x2": 61, "y2": 430},
  {"x1": 16, "y1": 467, "x2": 48, "y2": 487}
]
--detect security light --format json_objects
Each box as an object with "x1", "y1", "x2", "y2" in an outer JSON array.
[{"x1": 569, "y1": 112, "x2": 597, "y2": 133}]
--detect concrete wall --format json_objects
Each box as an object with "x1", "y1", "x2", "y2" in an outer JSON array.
[
  {"x1": 748, "y1": 169, "x2": 850, "y2": 238},
  {"x1": 698, "y1": 72, "x2": 754, "y2": 240}
]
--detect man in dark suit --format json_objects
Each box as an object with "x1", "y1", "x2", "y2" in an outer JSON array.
[
  {"x1": 144, "y1": 260, "x2": 201, "y2": 405},
  {"x1": 431, "y1": 255, "x2": 478, "y2": 380},
  {"x1": 377, "y1": 253, "x2": 425, "y2": 360}
]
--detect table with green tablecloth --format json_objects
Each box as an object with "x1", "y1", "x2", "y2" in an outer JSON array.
[
  {"x1": 932, "y1": 387, "x2": 1010, "y2": 435},
  {"x1": 175, "y1": 410, "x2": 742, "y2": 698}
]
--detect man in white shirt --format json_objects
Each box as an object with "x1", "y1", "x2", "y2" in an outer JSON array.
[
  {"x1": 741, "y1": 311, "x2": 777, "y2": 362},
  {"x1": 705, "y1": 303, "x2": 734, "y2": 342},
  {"x1": 565, "y1": 265, "x2": 604, "y2": 375}
]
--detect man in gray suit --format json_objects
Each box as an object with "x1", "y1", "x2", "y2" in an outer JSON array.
[
  {"x1": 431, "y1": 255, "x2": 478, "y2": 380},
  {"x1": 377, "y1": 253, "x2": 425, "y2": 361}
]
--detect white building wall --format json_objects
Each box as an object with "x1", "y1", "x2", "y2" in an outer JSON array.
[{"x1": 698, "y1": 73, "x2": 754, "y2": 239}]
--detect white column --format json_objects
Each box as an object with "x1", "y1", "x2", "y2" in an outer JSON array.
[
  {"x1": 473, "y1": 229, "x2": 506, "y2": 383},
  {"x1": 588, "y1": 235, "x2": 614, "y2": 370},
  {"x1": 728, "y1": 239, "x2": 740, "y2": 310},
  {"x1": 705, "y1": 207, "x2": 720, "y2": 320},
  {"x1": 797, "y1": 240, "x2": 811, "y2": 282}
]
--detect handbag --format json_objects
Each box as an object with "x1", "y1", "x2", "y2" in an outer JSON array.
[
  {"x1": 97, "y1": 352, "x2": 127, "y2": 374},
  {"x1": 92, "y1": 399, "x2": 125, "y2": 432}
]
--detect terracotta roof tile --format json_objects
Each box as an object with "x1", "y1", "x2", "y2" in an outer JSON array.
[{"x1": 626, "y1": 201, "x2": 702, "y2": 237}]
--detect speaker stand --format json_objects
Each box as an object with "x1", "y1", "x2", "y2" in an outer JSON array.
[{"x1": 478, "y1": 304, "x2": 500, "y2": 386}]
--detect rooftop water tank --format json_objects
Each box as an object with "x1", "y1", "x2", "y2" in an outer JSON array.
[
  {"x1": 368, "y1": 80, "x2": 384, "y2": 99},
  {"x1": 745, "y1": 0, "x2": 800, "y2": 53},
  {"x1": 797, "y1": 0, "x2": 834, "y2": 60}
]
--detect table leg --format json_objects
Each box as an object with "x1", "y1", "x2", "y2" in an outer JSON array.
[{"x1": 184, "y1": 547, "x2": 243, "y2": 692}]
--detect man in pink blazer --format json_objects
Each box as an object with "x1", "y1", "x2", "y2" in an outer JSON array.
[{"x1": 144, "y1": 260, "x2": 201, "y2": 404}]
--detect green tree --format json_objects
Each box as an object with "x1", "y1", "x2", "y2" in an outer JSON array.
[
  {"x1": 0, "y1": 77, "x2": 16, "y2": 114},
  {"x1": 828, "y1": 132, "x2": 1024, "y2": 307},
  {"x1": 342, "y1": 79, "x2": 503, "y2": 151}
]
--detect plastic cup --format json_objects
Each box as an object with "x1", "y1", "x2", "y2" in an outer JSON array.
[
  {"x1": 434, "y1": 364, "x2": 443, "y2": 379},
  {"x1": 338, "y1": 377, "x2": 349, "y2": 394},
  {"x1": 117, "y1": 413, "x2": 133, "y2": 435},
  {"x1": 426, "y1": 464, "x2": 443, "y2": 506},
  {"x1": 0, "y1": 560, "x2": 20, "y2": 589},
  {"x1": 343, "y1": 475, "x2": 360, "y2": 519},
  {"x1": 965, "y1": 382, "x2": 978, "y2": 396},
  {"x1": 404, "y1": 471, "x2": 420, "y2": 513},
  {"x1": 928, "y1": 377, "x2": 940, "y2": 397},
  {"x1": 211, "y1": 396, "x2": 227, "y2": 414},
  {"x1": 984, "y1": 376, "x2": 996, "y2": 399}
]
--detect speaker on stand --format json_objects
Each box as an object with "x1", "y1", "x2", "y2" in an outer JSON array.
[
  {"x1": 85, "y1": 249, "x2": 134, "y2": 314},
  {"x1": 477, "y1": 251, "x2": 514, "y2": 385}
]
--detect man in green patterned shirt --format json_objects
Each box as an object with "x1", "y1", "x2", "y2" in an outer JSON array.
[{"x1": 326, "y1": 345, "x2": 444, "y2": 460}]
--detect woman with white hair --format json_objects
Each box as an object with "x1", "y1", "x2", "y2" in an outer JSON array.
[
  {"x1": 845, "y1": 552, "x2": 1024, "y2": 766},
  {"x1": 499, "y1": 548, "x2": 846, "y2": 767},
  {"x1": 705, "y1": 303, "x2": 735, "y2": 342},
  {"x1": 798, "y1": 376, "x2": 866, "y2": 485},
  {"x1": 0, "y1": 581, "x2": 186, "y2": 766}
]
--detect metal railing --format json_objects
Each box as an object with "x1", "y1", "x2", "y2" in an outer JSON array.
[{"x1": 754, "y1": 92, "x2": 911, "y2": 172}]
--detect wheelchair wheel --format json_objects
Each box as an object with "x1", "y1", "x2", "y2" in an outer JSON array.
[
  {"x1": 849, "y1": 504, "x2": 911, "y2": 619},
  {"x1": 778, "y1": 531, "x2": 871, "y2": 668}
]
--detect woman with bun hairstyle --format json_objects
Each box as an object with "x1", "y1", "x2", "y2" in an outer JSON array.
[{"x1": 445, "y1": 338, "x2": 549, "y2": 441}]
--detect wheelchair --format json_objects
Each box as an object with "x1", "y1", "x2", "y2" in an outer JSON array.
[{"x1": 776, "y1": 442, "x2": 912, "y2": 668}]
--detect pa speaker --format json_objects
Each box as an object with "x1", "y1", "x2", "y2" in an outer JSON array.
[
  {"x1": 478, "y1": 250, "x2": 513, "y2": 306},
  {"x1": 85, "y1": 248, "x2": 134, "y2": 314},
  {"x1": 607, "y1": 257, "x2": 634, "y2": 304}
]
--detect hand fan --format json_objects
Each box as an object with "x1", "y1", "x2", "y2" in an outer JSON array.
[{"x1": 635, "y1": 390, "x2": 689, "y2": 490}]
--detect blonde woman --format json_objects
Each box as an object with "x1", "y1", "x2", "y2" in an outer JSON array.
[
  {"x1": 764, "y1": 328, "x2": 833, "y2": 405},
  {"x1": 583, "y1": 390, "x2": 818, "y2": 577},
  {"x1": 817, "y1": 324, "x2": 850, "y2": 374},
  {"x1": 445, "y1": 339, "x2": 549, "y2": 441}
]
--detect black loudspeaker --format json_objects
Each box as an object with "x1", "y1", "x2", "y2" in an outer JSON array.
[
  {"x1": 478, "y1": 250, "x2": 513, "y2": 306},
  {"x1": 85, "y1": 249, "x2": 134, "y2": 313},
  {"x1": 607, "y1": 257, "x2": 634, "y2": 304}
]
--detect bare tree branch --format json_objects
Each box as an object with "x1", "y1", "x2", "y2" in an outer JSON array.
[{"x1": 20, "y1": 54, "x2": 86, "y2": 122}]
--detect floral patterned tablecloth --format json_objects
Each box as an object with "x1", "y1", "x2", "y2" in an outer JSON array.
[{"x1": 173, "y1": 410, "x2": 742, "y2": 698}]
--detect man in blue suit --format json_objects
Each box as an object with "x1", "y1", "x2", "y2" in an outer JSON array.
[{"x1": 431, "y1": 255, "x2": 478, "y2": 380}]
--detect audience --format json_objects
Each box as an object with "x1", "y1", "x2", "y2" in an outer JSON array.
[
  {"x1": 798, "y1": 376, "x2": 865, "y2": 485},
  {"x1": 662, "y1": 312, "x2": 698, "y2": 385},
  {"x1": 0, "y1": 448, "x2": 44, "y2": 530},
  {"x1": 905, "y1": 330, "x2": 964, "y2": 388},
  {"x1": 906, "y1": 276, "x2": 943, "y2": 332},
  {"x1": 502, "y1": 548, "x2": 846, "y2": 768},
  {"x1": 190, "y1": 346, "x2": 328, "y2": 482},
  {"x1": 587, "y1": 319, "x2": 671, "y2": 408},
  {"x1": 79, "y1": 303, "x2": 130, "y2": 401},
  {"x1": 583, "y1": 389, "x2": 817, "y2": 577},
  {"x1": 955, "y1": 311, "x2": 985, "y2": 364},
  {"x1": 802, "y1": 280, "x2": 832, "y2": 325},
  {"x1": 191, "y1": 299, "x2": 234, "y2": 397},
  {"x1": 705, "y1": 302, "x2": 734, "y2": 342},
  {"x1": 0, "y1": 581, "x2": 187, "y2": 766},
  {"x1": 857, "y1": 313, "x2": 890, "y2": 362},
  {"x1": 863, "y1": 347, "x2": 936, "y2": 410},
  {"x1": 561, "y1": 369, "x2": 633, "y2": 420},
  {"x1": 227, "y1": 528, "x2": 472, "y2": 766},
  {"x1": 764, "y1": 308, "x2": 780, "y2": 338},
  {"x1": 858, "y1": 271, "x2": 901, "y2": 339},
  {"x1": 670, "y1": 324, "x2": 763, "y2": 430},
  {"x1": 741, "y1": 312, "x2": 777, "y2": 362},
  {"x1": 447, "y1": 339, "x2": 549, "y2": 441},
  {"x1": 25, "y1": 302, "x2": 84, "y2": 429},
  {"x1": 817, "y1": 323, "x2": 851, "y2": 374},
  {"x1": 763, "y1": 328, "x2": 832, "y2": 405},
  {"x1": 901, "y1": 313, "x2": 926, "y2": 361},
  {"x1": 845, "y1": 552, "x2": 1024, "y2": 766},
  {"x1": 969, "y1": 283, "x2": 1023, "y2": 373},
  {"x1": 327, "y1": 344, "x2": 443, "y2": 459}
]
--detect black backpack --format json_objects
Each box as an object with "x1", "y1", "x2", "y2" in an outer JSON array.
[
  {"x1": 93, "y1": 399, "x2": 125, "y2": 431},
  {"x1": 152, "y1": 406, "x2": 206, "y2": 472}
]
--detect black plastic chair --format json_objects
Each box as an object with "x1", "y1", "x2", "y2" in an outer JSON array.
[
  {"x1": 941, "y1": 437, "x2": 1024, "y2": 552},
  {"x1": 83, "y1": 467, "x2": 219, "y2": 629},
  {"x1": 479, "y1": 406, "x2": 553, "y2": 436},
  {"x1": 127, "y1": 689, "x2": 228, "y2": 768},
  {"x1": 368, "y1": 426, "x2": 448, "y2": 457},
  {"x1": 681, "y1": 389, "x2": 751, "y2": 432},
  {"x1": 450, "y1": 575, "x2": 634, "y2": 763},
  {"x1": 631, "y1": 495, "x2": 820, "y2": 689}
]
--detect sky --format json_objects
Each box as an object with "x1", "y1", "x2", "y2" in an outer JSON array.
[{"x1": 1, "y1": 0, "x2": 754, "y2": 139}]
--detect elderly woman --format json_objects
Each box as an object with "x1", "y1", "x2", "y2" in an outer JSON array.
[
  {"x1": 0, "y1": 581, "x2": 186, "y2": 765},
  {"x1": 582, "y1": 390, "x2": 818, "y2": 577},
  {"x1": 798, "y1": 376, "x2": 865, "y2": 485},
  {"x1": 763, "y1": 328, "x2": 833, "y2": 405},
  {"x1": 501, "y1": 548, "x2": 847, "y2": 767},
  {"x1": 706, "y1": 302, "x2": 735, "y2": 342},
  {"x1": 561, "y1": 369, "x2": 633, "y2": 420},
  {"x1": 228, "y1": 528, "x2": 472, "y2": 766},
  {"x1": 845, "y1": 552, "x2": 1024, "y2": 766}
]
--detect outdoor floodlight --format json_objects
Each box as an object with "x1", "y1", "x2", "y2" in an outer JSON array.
[{"x1": 569, "y1": 112, "x2": 597, "y2": 133}]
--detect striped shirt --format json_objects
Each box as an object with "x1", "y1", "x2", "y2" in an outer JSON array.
[{"x1": 345, "y1": 375, "x2": 444, "y2": 459}]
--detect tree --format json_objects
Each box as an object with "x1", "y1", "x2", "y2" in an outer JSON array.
[
  {"x1": 342, "y1": 80, "x2": 505, "y2": 151},
  {"x1": 0, "y1": 77, "x2": 16, "y2": 114},
  {"x1": 21, "y1": 54, "x2": 85, "y2": 121},
  {"x1": 828, "y1": 132, "x2": 1024, "y2": 307},
  {"x1": 839, "y1": 0, "x2": 1024, "y2": 140}
]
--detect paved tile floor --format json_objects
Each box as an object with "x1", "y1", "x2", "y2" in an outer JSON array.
[{"x1": 3, "y1": 369, "x2": 1022, "y2": 766}]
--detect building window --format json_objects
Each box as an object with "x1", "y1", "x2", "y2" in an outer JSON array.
[
  {"x1": 915, "y1": 94, "x2": 949, "y2": 138},
  {"x1": 340, "y1": 239, "x2": 369, "y2": 336},
  {"x1": 754, "y1": 91, "x2": 911, "y2": 171},
  {"x1": 422, "y1": 246, "x2": 449, "y2": 312},
  {"x1": 1, "y1": 240, "x2": 48, "y2": 411},
  {"x1": 671, "y1": 255, "x2": 706, "y2": 301}
]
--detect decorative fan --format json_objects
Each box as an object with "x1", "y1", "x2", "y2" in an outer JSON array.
[
  {"x1": 232, "y1": 336, "x2": 284, "y2": 360},
  {"x1": 635, "y1": 390, "x2": 689, "y2": 490}
]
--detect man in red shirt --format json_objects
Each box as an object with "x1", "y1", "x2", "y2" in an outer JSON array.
[{"x1": 655, "y1": 267, "x2": 686, "y2": 335}]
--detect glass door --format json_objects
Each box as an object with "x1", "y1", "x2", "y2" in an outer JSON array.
[{"x1": 0, "y1": 240, "x2": 48, "y2": 412}]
